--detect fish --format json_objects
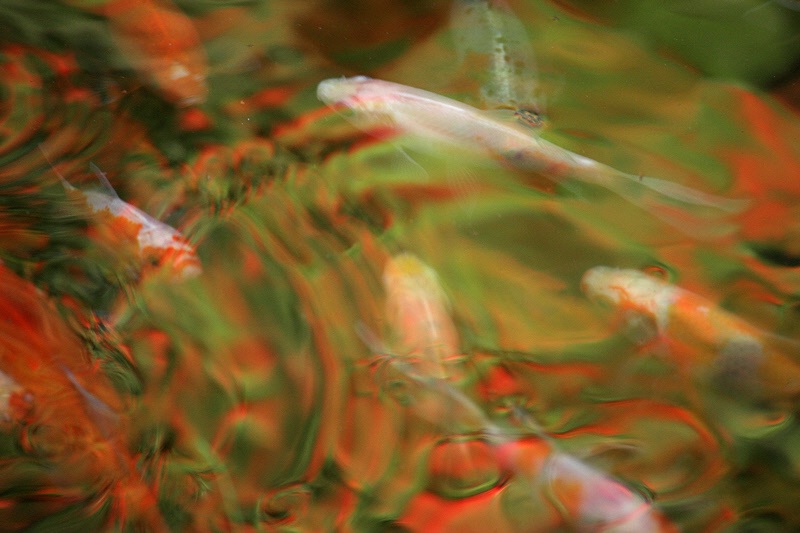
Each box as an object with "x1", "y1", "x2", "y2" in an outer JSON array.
[
  {"x1": 0, "y1": 262, "x2": 168, "y2": 530},
  {"x1": 383, "y1": 253, "x2": 459, "y2": 380},
  {"x1": 370, "y1": 256, "x2": 676, "y2": 531},
  {"x1": 380, "y1": 349, "x2": 676, "y2": 531},
  {"x1": 40, "y1": 148, "x2": 201, "y2": 280},
  {"x1": 538, "y1": 452, "x2": 678, "y2": 532},
  {"x1": 82, "y1": 163, "x2": 202, "y2": 279},
  {"x1": 449, "y1": 0, "x2": 544, "y2": 122},
  {"x1": 581, "y1": 266, "x2": 800, "y2": 402},
  {"x1": 317, "y1": 76, "x2": 747, "y2": 236},
  {"x1": 64, "y1": 0, "x2": 208, "y2": 106}
]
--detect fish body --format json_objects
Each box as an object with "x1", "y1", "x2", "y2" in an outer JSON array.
[
  {"x1": 80, "y1": 188, "x2": 202, "y2": 279},
  {"x1": 383, "y1": 253, "x2": 459, "y2": 380},
  {"x1": 317, "y1": 76, "x2": 745, "y2": 234},
  {"x1": 64, "y1": 0, "x2": 208, "y2": 106},
  {"x1": 449, "y1": 0, "x2": 542, "y2": 115},
  {"x1": 318, "y1": 76, "x2": 573, "y2": 174},
  {"x1": 52, "y1": 162, "x2": 201, "y2": 280},
  {"x1": 541, "y1": 452, "x2": 677, "y2": 532},
  {"x1": 582, "y1": 266, "x2": 800, "y2": 400},
  {"x1": 81, "y1": 191, "x2": 202, "y2": 278}
]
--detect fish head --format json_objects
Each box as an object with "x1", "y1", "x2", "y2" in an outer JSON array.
[
  {"x1": 581, "y1": 266, "x2": 632, "y2": 308},
  {"x1": 383, "y1": 253, "x2": 449, "y2": 311},
  {"x1": 581, "y1": 267, "x2": 666, "y2": 310},
  {"x1": 317, "y1": 76, "x2": 398, "y2": 126},
  {"x1": 317, "y1": 75, "x2": 373, "y2": 107},
  {"x1": 384, "y1": 253, "x2": 435, "y2": 288},
  {"x1": 582, "y1": 266, "x2": 676, "y2": 341}
]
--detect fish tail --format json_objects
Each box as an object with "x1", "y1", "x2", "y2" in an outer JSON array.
[
  {"x1": 633, "y1": 174, "x2": 748, "y2": 212},
  {"x1": 601, "y1": 170, "x2": 748, "y2": 238}
]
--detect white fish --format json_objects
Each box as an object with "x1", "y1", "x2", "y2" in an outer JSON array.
[
  {"x1": 317, "y1": 76, "x2": 747, "y2": 236},
  {"x1": 540, "y1": 453, "x2": 676, "y2": 532},
  {"x1": 375, "y1": 346, "x2": 676, "y2": 532}
]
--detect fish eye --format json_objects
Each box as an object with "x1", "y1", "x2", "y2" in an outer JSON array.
[
  {"x1": 642, "y1": 264, "x2": 675, "y2": 282},
  {"x1": 514, "y1": 108, "x2": 544, "y2": 129}
]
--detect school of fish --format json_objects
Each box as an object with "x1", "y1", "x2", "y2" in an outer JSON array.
[
  {"x1": 2, "y1": 0, "x2": 792, "y2": 529},
  {"x1": 376, "y1": 253, "x2": 677, "y2": 532}
]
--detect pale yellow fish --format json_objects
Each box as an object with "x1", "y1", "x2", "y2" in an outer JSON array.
[{"x1": 383, "y1": 253, "x2": 459, "y2": 380}]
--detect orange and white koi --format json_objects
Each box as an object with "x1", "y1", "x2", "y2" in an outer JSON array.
[
  {"x1": 383, "y1": 253, "x2": 459, "y2": 380},
  {"x1": 64, "y1": 0, "x2": 208, "y2": 106},
  {"x1": 43, "y1": 154, "x2": 201, "y2": 280},
  {"x1": 317, "y1": 76, "x2": 746, "y2": 235},
  {"x1": 581, "y1": 266, "x2": 800, "y2": 401}
]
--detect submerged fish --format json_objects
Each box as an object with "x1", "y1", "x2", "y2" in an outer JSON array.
[
  {"x1": 371, "y1": 255, "x2": 676, "y2": 531},
  {"x1": 80, "y1": 164, "x2": 202, "y2": 279},
  {"x1": 317, "y1": 76, "x2": 746, "y2": 235},
  {"x1": 41, "y1": 149, "x2": 201, "y2": 280},
  {"x1": 540, "y1": 452, "x2": 678, "y2": 532},
  {"x1": 64, "y1": 0, "x2": 208, "y2": 106},
  {"x1": 449, "y1": 0, "x2": 544, "y2": 120},
  {"x1": 581, "y1": 266, "x2": 800, "y2": 402},
  {"x1": 383, "y1": 253, "x2": 459, "y2": 380},
  {"x1": 379, "y1": 343, "x2": 675, "y2": 532}
]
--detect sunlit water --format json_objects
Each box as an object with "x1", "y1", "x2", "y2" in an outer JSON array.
[{"x1": 1, "y1": 0, "x2": 800, "y2": 531}]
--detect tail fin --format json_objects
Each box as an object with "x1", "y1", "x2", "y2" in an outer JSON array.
[
  {"x1": 603, "y1": 171, "x2": 748, "y2": 239},
  {"x1": 38, "y1": 144, "x2": 76, "y2": 191}
]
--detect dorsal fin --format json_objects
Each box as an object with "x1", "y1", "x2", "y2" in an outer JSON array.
[
  {"x1": 37, "y1": 144, "x2": 76, "y2": 191},
  {"x1": 88, "y1": 162, "x2": 120, "y2": 199}
]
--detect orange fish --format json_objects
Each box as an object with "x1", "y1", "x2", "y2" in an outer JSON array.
[
  {"x1": 582, "y1": 266, "x2": 800, "y2": 402},
  {"x1": 0, "y1": 263, "x2": 166, "y2": 529},
  {"x1": 65, "y1": 0, "x2": 208, "y2": 106},
  {"x1": 45, "y1": 154, "x2": 202, "y2": 280}
]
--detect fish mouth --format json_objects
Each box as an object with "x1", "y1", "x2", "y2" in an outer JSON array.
[
  {"x1": 316, "y1": 75, "x2": 371, "y2": 106},
  {"x1": 581, "y1": 266, "x2": 620, "y2": 305}
]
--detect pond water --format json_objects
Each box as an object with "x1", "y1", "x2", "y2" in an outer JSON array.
[{"x1": 1, "y1": 0, "x2": 800, "y2": 531}]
